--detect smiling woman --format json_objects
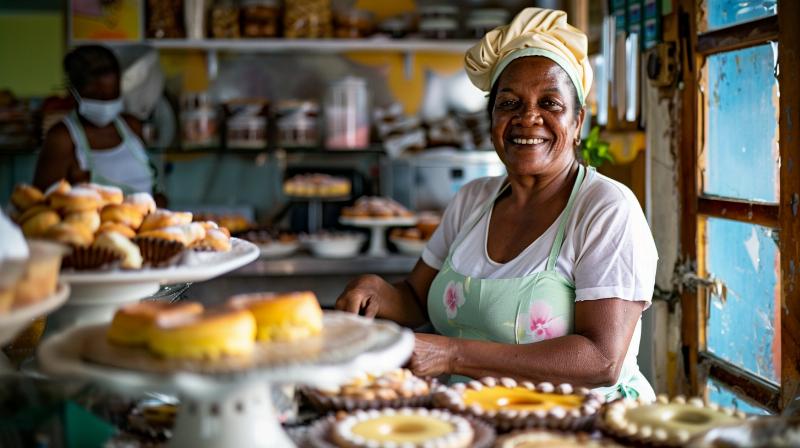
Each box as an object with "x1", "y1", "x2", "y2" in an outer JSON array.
[{"x1": 335, "y1": 7, "x2": 658, "y2": 402}]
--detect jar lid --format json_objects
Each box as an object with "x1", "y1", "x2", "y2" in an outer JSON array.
[
  {"x1": 418, "y1": 5, "x2": 459, "y2": 16},
  {"x1": 276, "y1": 100, "x2": 319, "y2": 115},
  {"x1": 469, "y1": 8, "x2": 510, "y2": 21},
  {"x1": 419, "y1": 18, "x2": 458, "y2": 31},
  {"x1": 228, "y1": 115, "x2": 265, "y2": 128}
]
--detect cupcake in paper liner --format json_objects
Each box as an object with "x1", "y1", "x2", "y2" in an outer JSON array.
[
  {"x1": 63, "y1": 245, "x2": 122, "y2": 270},
  {"x1": 433, "y1": 377, "x2": 604, "y2": 433},
  {"x1": 134, "y1": 237, "x2": 186, "y2": 267},
  {"x1": 302, "y1": 368, "x2": 433, "y2": 412}
]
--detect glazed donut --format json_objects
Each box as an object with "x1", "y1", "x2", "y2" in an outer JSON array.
[
  {"x1": 92, "y1": 231, "x2": 143, "y2": 269},
  {"x1": 107, "y1": 301, "x2": 204, "y2": 346},
  {"x1": 11, "y1": 184, "x2": 45, "y2": 211},
  {"x1": 139, "y1": 210, "x2": 193, "y2": 232},
  {"x1": 226, "y1": 291, "x2": 322, "y2": 342},
  {"x1": 21, "y1": 210, "x2": 61, "y2": 238},
  {"x1": 45, "y1": 222, "x2": 94, "y2": 247},
  {"x1": 123, "y1": 192, "x2": 157, "y2": 216},
  {"x1": 100, "y1": 203, "x2": 145, "y2": 229},
  {"x1": 148, "y1": 308, "x2": 257, "y2": 359},
  {"x1": 192, "y1": 228, "x2": 231, "y2": 252},
  {"x1": 78, "y1": 183, "x2": 123, "y2": 206},
  {"x1": 49, "y1": 187, "x2": 103, "y2": 213},
  {"x1": 64, "y1": 210, "x2": 101, "y2": 233},
  {"x1": 43, "y1": 179, "x2": 71, "y2": 198},
  {"x1": 96, "y1": 222, "x2": 136, "y2": 239}
]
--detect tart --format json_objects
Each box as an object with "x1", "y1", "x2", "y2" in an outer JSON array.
[
  {"x1": 495, "y1": 429, "x2": 623, "y2": 447},
  {"x1": 331, "y1": 408, "x2": 474, "y2": 448},
  {"x1": 304, "y1": 368, "x2": 431, "y2": 411},
  {"x1": 434, "y1": 377, "x2": 603, "y2": 432},
  {"x1": 148, "y1": 308, "x2": 256, "y2": 360},
  {"x1": 226, "y1": 291, "x2": 323, "y2": 342},
  {"x1": 602, "y1": 394, "x2": 746, "y2": 446},
  {"x1": 107, "y1": 301, "x2": 204, "y2": 346}
]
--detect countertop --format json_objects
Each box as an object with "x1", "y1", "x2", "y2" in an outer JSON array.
[{"x1": 231, "y1": 254, "x2": 419, "y2": 276}]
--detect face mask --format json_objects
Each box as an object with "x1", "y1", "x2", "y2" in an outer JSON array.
[{"x1": 73, "y1": 89, "x2": 124, "y2": 127}]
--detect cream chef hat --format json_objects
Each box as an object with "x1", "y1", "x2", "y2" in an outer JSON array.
[{"x1": 465, "y1": 7, "x2": 593, "y2": 106}]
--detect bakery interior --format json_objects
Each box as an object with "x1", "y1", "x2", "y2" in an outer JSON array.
[{"x1": 0, "y1": 0, "x2": 798, "y2": 447}]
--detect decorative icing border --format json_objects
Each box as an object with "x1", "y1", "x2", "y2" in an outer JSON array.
[
  {"x1": 432, "y1": 377, "x2": 604, "y2": 432},
  {"x1": 495, "y1": 429, "x2": 623, "y2": 447},
  {"x1": 331, "y1": 407, "x2": 474, "y2": 448},
  {"x1": 601, "y1": 394, "x2": 746, "y2": 446}
]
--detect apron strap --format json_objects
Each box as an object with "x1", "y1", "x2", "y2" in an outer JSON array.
[{"x1": 546, "y1": 164, "x2": 588, "y2": 271}]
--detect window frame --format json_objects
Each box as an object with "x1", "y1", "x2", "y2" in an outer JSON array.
[{"x1": 678, "y1": 0, "x2": 799, "y2": 412}]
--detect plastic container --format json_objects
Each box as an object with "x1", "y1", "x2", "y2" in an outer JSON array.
[
  {"x1": 420, "y1": 18, "x2": 458, "y2": 40},
  {"x1": 181, "y1": 93, "x2": 219, "y2": 148},
  {"x1": 418, "y1": 5, "x2": 459, "y2": 21},
  {"x1": 210, "y1": 0, "x2": 240, "y2": 38},
  {"x1": 466, "y1": 9, "x2": 509, "y2": 38},
  {"x1": 276, "y1": 100, "x2": 320, "y2": 147},
  {"x1": 284, "y1": 0, "x2": 333, "y2": 38},
  {"x1": 184, "y1": 0, "x2": 208, "y2": 40},
  {"x1": 334, "y1": 9, "x2": 375, "y2": 38},
  {"x1": 226, "y1": 115, "x2": 267, "y2": 149},
  {"x1": 324, "y1": 77, "x2": 370, "y2": 149},
  {"x1": 147, "y1": 0, "x2": 185, "y2": 38},
  {"x1": 241, "y1": 0, "x2": 280, "y2": 38}
]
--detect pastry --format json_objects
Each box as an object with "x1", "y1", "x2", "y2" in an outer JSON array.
[
  {"x1": 21, "y1": 209, "x2": 60, "y2": 238},
  {"x1": 494, "y1": 429, "x2": 623, "y2": 447},
  {"x1": 139, "y1": 209, "x2": 193, "y2": 232},
  {"x1": 147, "y1": 308, "x2": 257, "y2": 359},
  {"x1": 48, "y1": 187, "x2": 103, "y2": 213},
  {"x1": 331, "y1": 408, "x2": 474, "y2": 448},
  {"x1": 64, "y1": 210, "x2": 101, "y2": 233},
  {"x1": 97, "y1": 222, "x2": 136, "y2": 239},
  {"x1": 107, "y1": 301, "x2": 204, "y2": 346},
  {"x1": 0, "y1": 212, "x2": 30, "y2": 313},
  {"x1": 137, "y1": 226, "x2": 191, "y2": 246},
  {"x1": 44, "y1": 222, "x2": 94, "y2": 247},
  {"x1": 43, "y1": 179, "x2": 71, "y2": 198},
  {"x1": 342, "y1": 196, "x2": 413, "y2": 219},
  {"x1": 305, "y1": 368, "x2": 431, "y2": 411},
  {"x1": 283, "y1": 173, "x2": 352, "y2": 198},
  {"x1": 78, "y1": 182, "x2": 123, "y2": 206},
  {"x1": 123, "y1": 192, "x2": 157, "y2": 216},
  {"x1": 100, "y1": 203, "x2": 145, "y2": 229},
  {"x1": 92, "y1": 231, "x2": 143, "y2": 269},
  {"x1": 602, "y1": 394, "x2": 745, "y2": 447},
  {"x1": 13, "y1": 240, "x2": 67, "y2": 308},
  {"x1": 192, "y1": 228, "x2": 231, "y2": 252},
  {"x1": 16, "y1": 204, "x2": 52, "y2": 226},
  {"x1": 434, "y1": 378, "x2": 603, "y2": 432},
  {"x1": 10, "y1": 184, "x2": 45, "y2": 211},
  {"x1": 226, "y1": 291, "x2": 323, "y2": 342}
]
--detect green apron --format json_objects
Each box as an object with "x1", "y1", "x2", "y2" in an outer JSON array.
[
  {"x1": 63, "y1": 110, "x2": 155, "y2": 195},
  {"x1": 427, "y1": 164, "x2": 655, "y2": 401}
]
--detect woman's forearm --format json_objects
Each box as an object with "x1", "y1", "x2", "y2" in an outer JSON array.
[{"x1": 449, "y1": 335, "x2": 621, "y2": 388}]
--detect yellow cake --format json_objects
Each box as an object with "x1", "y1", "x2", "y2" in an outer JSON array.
[
  {"x1": 602, "y1": 395, "x2": 745, "y2": 446},
  {"x1": 148, "y1": 308, "x2": 256, "y2": 359},
  {"x1": 226, "y1": 291, "x2": 323, "y2": 342},
  {"x1": 331, "y1": 408, "x2": 473, "y2": 448},
  {"x1": 107, "y1": 301, "x2": 204, "y2": 346}
]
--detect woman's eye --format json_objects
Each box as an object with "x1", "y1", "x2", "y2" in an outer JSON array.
[
  {"x1": 498, "y1": 99, "x2": 518, "y2": 109},
  {"x1": 541, "y1": 100, "x2": 564, "y2": 110}
]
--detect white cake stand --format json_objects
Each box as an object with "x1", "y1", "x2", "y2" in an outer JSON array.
[
  {"x1": 45, "y1": 238, "x2": 259, "y2": 336},
  {"x1": 340, "y1": 216, "x2": 418, "y2": 257},
  {"x1": 38, "y1": 312, "x2": 414, "y2": 448},
  {"x1": 0, "y1": 282, "x2": 70, "y2": 371}
]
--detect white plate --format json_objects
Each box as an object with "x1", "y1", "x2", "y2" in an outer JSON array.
[
  {"x1": 340, "y1": 216, "x2": 418, "y2": 227},
  {"x1": 0, "y1": 282, "x2": 70, "y2": 346},
  {"x1": 258, "y1": 241, "x2": 300, "y2": 259},
  {"x1": 59, "y1": 238, "x2": 259, "y2": 285},
  {"x1": 304, "y1": 234, "x2": 366, "y2": 259},
  {"x1": 390, "y1": 237, "x2": 427, "y2": 256}
]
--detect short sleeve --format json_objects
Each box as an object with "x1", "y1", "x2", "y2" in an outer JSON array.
[
  {"x1": 421, "y1": 178, "x2": 497, "y2": 270},
  {"x1": 573, "y1": 194, "x2": 658, "y2": 307}
]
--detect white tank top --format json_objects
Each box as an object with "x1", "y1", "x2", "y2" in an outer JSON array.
[{"x1": 62, "y1": 111, "x2": 153, "y2": 194}]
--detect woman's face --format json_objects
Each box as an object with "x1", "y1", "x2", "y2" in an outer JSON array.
[
  {"x1": 78, "y1": 73, "x2": 120, "y2": 101},
  {"x1": 490, "y1": 57, "x2": 584, "y2": 177}
]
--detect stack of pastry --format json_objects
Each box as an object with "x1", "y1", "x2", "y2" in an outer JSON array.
[
  {"x1": 341, "y1": 196, "x2": 414, "y2": 219},
  {"x1": 9, "y1": 180, "x2": 232, "y2": 269},
  {"x1": 305, "y1": 368, "x2": 432, "y2": 411},
  {"x1": 283, "y1": 174, "x2": 352, "y2": 198},
  {"x1": 105, "y1": 290, "x2": 324, "y2": 361}
]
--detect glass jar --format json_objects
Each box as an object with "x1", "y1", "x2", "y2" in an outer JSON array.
[
  {"x1": 210, "y1": 1, "x2": 241, "y2": 38},
  {"x1": 324, "y1": 77, "x2": 369, "y2": 150},
  {"x1": 284, "y1": 0, "x2": 333, "y2": 38},
  {"x1": 419, "y1": 18, "x2": 458, "y2": 40},
  {"x1": 466, "y1": 8, "x2": 509, "y2": 38},
  {"x1": 226, "y1": 115, "x2": 267, "y2": 149},
  {"x1": 334, "y1": 8, "x2": 375, "y2": 38},
  {"x1": 147, "y1": 0, "x2": 184, "y2": 38},
  {"x1": 276, "y1": 100, "x2": 319, "y2": 147},
  {"x1": 181, "y1": 93, "x2": 219, "y2": 148},
  {"x1": 418, "y1": 5, "x2": 458, "y2": 22},
  {"x1": 241, "y1": 0, "x2": 280, "y2": 38}
]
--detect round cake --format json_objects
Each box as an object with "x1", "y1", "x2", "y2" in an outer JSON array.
[
  {"x1": 495, "y1": 429, "x2": 623, "y2": 447},
  {"x1": 434, "y1": 377, "x2": 603, "y2": 432},
  {"x1": 107, "y1": 301, "x2": 204, "y2": 346},
  {"x1": 306, "y1": 368, "x2": 431, "y2": 411},
  {"x1": 602, "y1": 394, "x2": 746, "y2": 446},
  {"x1": 331, "y1": 408, "x2": 474, "y2": 448},
  {"x1": 226, "y1": 291, "x2": 323, "y2": 342},
  {"x1": 147, "y1": 308, "x2": 256, "y2": 359}
]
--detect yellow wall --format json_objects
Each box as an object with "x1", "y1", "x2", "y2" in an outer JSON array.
[{"x1": 0, "y1": 12, "x2": 65, "y2": 96}]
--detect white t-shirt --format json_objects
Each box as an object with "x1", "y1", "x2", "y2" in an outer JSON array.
[{"x1": 422, "y1": 170, "x2": 658, "y2": 306}]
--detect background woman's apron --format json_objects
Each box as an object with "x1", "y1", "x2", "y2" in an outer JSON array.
[
  {"x1": 63, "y1": 110, "x2": 153, "y2": 194},
  {"x1": 427, "y1": 165, "x2": 655, "y2": 401}
]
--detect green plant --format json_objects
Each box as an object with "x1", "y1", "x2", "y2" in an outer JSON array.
[{"x1": 580, "y1": 126, "x2": 614, "y2": 167}]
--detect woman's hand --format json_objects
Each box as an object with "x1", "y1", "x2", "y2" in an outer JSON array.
[
  {"x1": 407, "y1": 333, "x2": 455, "y2": 377},
  {"x1": 334, "y1": 274, "x2": 387, "y2": 317}
]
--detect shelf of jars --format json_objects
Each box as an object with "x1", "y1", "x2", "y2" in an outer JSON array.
[{"x1": 137, "y1": 37, "x2": 475, "y2": 53}]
